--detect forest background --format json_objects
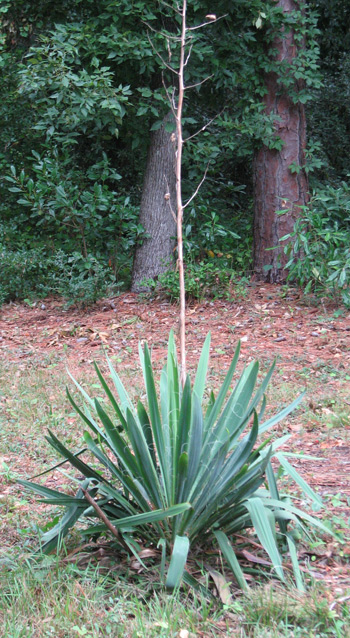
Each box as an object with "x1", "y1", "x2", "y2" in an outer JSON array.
[{"x1": 0, "y1": 0, "x2": 350, "y2": 307}]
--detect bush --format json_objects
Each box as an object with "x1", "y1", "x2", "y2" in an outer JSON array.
[
  {"x1": 0, "y1": 246, "x2": 52, "y2": 305},
  {"x1": 282, "y1": 183, "x2": 350, "y2": 306},
  {"x1": 148, "y1": 260, "x2": 248, "y2": 302},
  {"x1": 51, "y1": 251, "x2": 116, "y2": 308},
  {"x1": 0, "y1": 246, "x2": 116, "y2": 307},
  {"x1": 20, "y1": 333, "x2": 330, "y2": 593}
]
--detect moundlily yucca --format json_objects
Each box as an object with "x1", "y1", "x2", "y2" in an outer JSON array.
[{"x1": 20, "y1": 332, "x2": 329, "y2": 592}]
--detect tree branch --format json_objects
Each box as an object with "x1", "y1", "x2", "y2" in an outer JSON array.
[
  {"x1": 185, "y1": 74, "x2": 213, "y2": 91},
  {"x1": 186, "y1": 15, "x2": 227, "y2": 31},
  {"x1": 183, "y1": 162, "x2": 210, "y2": 209},
  {"x1": 81, "y1": 487, "x2": 129, "y2": 551},
  {"x1": 147, "y1": 34, "x2": 179, "y2": 75},
  {"x1": 183, "y1": 110, "x2": 223, "y2": 143}
]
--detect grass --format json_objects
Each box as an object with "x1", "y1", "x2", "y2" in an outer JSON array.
[
  {"x1": 1, "y1": 324, "x2": 350, "y2": 637},
  {"x1": 0, "y1": 562, "x2": 349, "y2": 637}
]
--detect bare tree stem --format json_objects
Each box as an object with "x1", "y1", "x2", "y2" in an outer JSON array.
[{"x1": 176, "y1": 0, "x2": 187, "y2": 388}]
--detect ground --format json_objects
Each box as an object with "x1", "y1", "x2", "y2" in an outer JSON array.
[{"x1": 0, "y1": 283, "x2": 349, "y2": 636}]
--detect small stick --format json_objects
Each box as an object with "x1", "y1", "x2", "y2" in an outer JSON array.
[
  {"x1": 330, "y1": 594, "x2": 350, "y2": 611},
  {"x1": 81, "y1": 487, "x2": 129, "y2": 551}
]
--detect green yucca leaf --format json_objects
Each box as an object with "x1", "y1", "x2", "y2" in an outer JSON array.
[
  {"x1": 187, "y1": 444, "x2": 228, "y2": 515},
  {"x1": 258, "y1": 394, "x2": 267, "y2": 421},
  {"x1": 82, "y1": 433, "x2": 152, "y2": 512},
  {"x1": 82, "y1": 431, "x2": 121, "y2": 480},
  {"x1": 93, "y1": 399, "x2": 139, "y2": 476},
  {"x1": 286, "y1": 533, "x2": 305, "y2": 592},
  {"x1": 45, "y1": 430, "x2": 109, "y2": 484},
  {"x1": 203, "y1": 340, "x2": 241, "y2": 436},
  {"x1": 167, "y1": 333, "x2": 180, "y2": 454},
  {"x1": 183, "y1": 393, "x2": 203, "y2": 499},
  {"x1": 158, "y1": 538, "x2": 167, "y2": 583},
  {"x1": 205, "y1": 389, "x2": 216, "y2": 420},
  {"x1": 182, "y1": 571, "x2": 214, "y2": 598},
  {"x1": 97, "y1": 483, "x2": 140, "y2": 516},
  {"x1": 264, "y1": 498, "x2": 335, "y2": 537},
  {"x1": 176, "y1": 376, "x2": 192, "y2": 457},
  {"x1": 193, "y1": 333, "x2": 211, "y2": 403},
  {"x1": 244, "y1": 497, "x2": 284, "y2": 581},
  {"x1": 275, "y1": 453, "x2": 323, "y2": 506},
  {"x1": 93, "y1": 361, "x2": 127, "y2": 430},
  {"x1": 18, "y1": 479, "x2": 83, "y2": 503},
  {"x1": 112, "y1": 503, "x2": 191, "y2": 530},
  {"x1": 40, "y1": 502, "x2": 87, "y2": 554},
  {"x1": 125, "y1": 407, "x2": 164, "y2": 508},
  {"x1": 190, "y1": 413, "x2": 260, "y2": 525},
  {"x1": 166, "y1": 535, "x2": 190, "y2": 590},
  {"x1": 160, "y1": 365, "x2": 171, "y2": 459},
  {"x1": 141, "y1": 342, "x2": 171, "y2": 503},
  {"x1": 122, "y1": 535, "x2": 149, "y2": 569},
  {"x1": 214, "y1": 531, "x2": 249, "y2": 591},
  {"x1": 209, "y1": 361, "x2": 259, "y2": 456},
  {"x1": 219, "y1": 411, "x2": 259, "y2": 482},
  {"x1": 247, "y1": 360, "x2": 276, "y2": 416},
  {"x1": 175, "y1": 452, "x2": 189, "y2": 506},
  {"x1": 259, "y1": 392, "x2": 305, "y2": 435},
  {"x1": 66, "y1": 387, "x2": 104, "y2": 439},
  {"x1": 66, "y1": 369, "x2": 95, "y2": 408},
  {"x1": 266, "y1": 461, "x2": 287, "y2": 535},
  {"x1": 106, "y1": 352, "x2": 136, "y2": 418},
  {"x1": 137, "y1": 399, "x2": 157, "y2": 467}
]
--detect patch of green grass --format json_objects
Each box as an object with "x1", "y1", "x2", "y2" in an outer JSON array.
[
  {"x1": 1, "y1": 562, "x2": 349, "y2": 638},
  {"x1": 0, "y1": 561, "x2": 227, "y2": 638},
  {"x1": 231, "y1": 584, "x2": 350, "y2": 637}
]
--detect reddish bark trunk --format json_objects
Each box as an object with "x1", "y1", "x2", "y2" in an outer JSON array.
[{"x1": 253, "y1": 0, "x2": 309, "y2": 283}]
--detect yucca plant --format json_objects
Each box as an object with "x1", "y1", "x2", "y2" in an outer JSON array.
[{"x1": 20, "y1": 332, "x2": 330, "y2": 592}]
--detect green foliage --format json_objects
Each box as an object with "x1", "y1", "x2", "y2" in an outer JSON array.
[
  {"x1": 4, "y1": 154, "x2": 144, "y2": 262},
  {"x1": 0, "y1": 246, "x2": 116, "y2": 307},
  {"x1": 184, "y1": 206, "x2": 241, "y2": 257},
  {"x1": 0, "y1": 0, "x2": 323, "y2": 303},
  {"x1": 20, "y1": 333, "x2": 330, "y2": 591},
  {"x1": 282, "y1": 183, "x2": 350, "y2": 306},
  {"x1": 0, "y1": 245, "x2": 51, "y2": 305},
  {"x1": 307, "y1": 1, "x2": 350, "y2": 182},
  {"x1": 148, "y1": 261, "x2": 248, "y2": 303}
]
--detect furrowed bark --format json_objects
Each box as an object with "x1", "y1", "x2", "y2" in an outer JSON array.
[{"x1": 253, "y1": 0, "x2": 309, "y2": 283}]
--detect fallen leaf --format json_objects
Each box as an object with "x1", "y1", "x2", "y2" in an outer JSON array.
[
  {"x1": 240, "y1": 549, "x2": 271, "y2": 566},
  {"x1": 208, "y1": 568, "x2": 233, "y2": 605}
]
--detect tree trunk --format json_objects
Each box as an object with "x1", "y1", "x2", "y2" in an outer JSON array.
[
  {"x1": 253, "y1": 0, "x2": 309, "y2": 283},
  {"x1": 131, "y1": 113, "x2": 177, "y2": 292}
]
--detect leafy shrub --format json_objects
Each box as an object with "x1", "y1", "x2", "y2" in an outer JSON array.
[
  {"x1": 51, "y1": 251, "x2": 117, "y2": 308},
  {"x1": 148, "y1": 261, "x2": 248, "y2": 302},
  {"x1": 282, "y1": 183, "x2": 350, "y2": 306},
  {"x1": 20, "y1": 333, "x2": 329, "y2": 592},
  {"x1": 3, "y1": 155, "x2": 145, "y2": 272},
  {"x1": 0, "y1": 246, "x2": 116, "y2": 307},
  {"x1": 183, "y1": 200, "x2": 253, "y2": 273},
  {"x1": 0, "y1": 246, "x2": 52, "y2": 305}
]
